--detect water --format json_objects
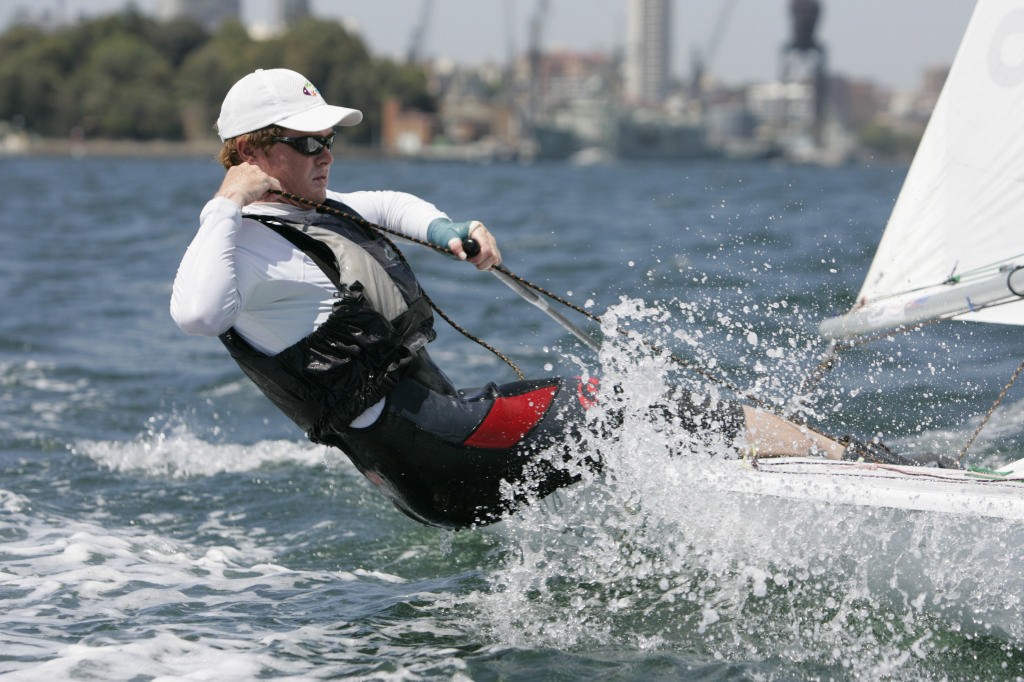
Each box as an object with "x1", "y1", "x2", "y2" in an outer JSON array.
[{"x1": 3, "y1": 154, "x2": 1024, "y2": 680}]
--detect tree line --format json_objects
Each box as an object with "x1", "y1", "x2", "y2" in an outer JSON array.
[{"x1": 0, "y1": 9, "x2": 433, "y2": 143}]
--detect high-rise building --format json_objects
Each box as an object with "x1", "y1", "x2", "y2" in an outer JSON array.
[
  {"x1": 276, "y1": 0, "x2": 311, "y2": 29},
  {"x1": 624, "y1": 0, "x2": 671, "y2": 106},
  {"x1": 158, "y1": 0, "x2": 241, "y2": 31}
]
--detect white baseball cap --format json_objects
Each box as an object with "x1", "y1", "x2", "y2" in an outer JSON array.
[{"x1": 216, "y1": 68, "x2": 363, "y2": 141}]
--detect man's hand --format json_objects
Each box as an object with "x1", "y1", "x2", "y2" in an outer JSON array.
[
  {"x1": 215, "y1": 163, "x2": 281, "y2": 207},
  {"x1": 428, "y1": 219, "x2": 502, "y2": 270}
]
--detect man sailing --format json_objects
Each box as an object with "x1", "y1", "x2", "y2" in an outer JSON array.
[{"x1": 171, "y1": 68, "x2": 851, "y2": 529}]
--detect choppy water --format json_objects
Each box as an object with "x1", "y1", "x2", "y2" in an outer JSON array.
[{"x1": 3, "y1": 154, "x2": 1024, "y2": 680}]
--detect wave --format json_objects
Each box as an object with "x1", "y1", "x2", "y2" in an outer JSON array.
[
  {"x1": 70, "y1": 420, "x2": 334, "y2": 479},
  {"x1": 0, "y1": 485, "x2": 470, "y2": 680}
]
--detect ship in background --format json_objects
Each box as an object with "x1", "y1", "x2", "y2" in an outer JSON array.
[
  {"x1": 524, "y1": 0, "x2": 850, "y2": 164},
  {"x1": 525, "y1": 0, "x2": 715, "y2": 162}
]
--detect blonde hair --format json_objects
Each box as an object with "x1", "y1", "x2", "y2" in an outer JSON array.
[{"x1": 217, "y1": 125, "x2": 282, "y2": 169}]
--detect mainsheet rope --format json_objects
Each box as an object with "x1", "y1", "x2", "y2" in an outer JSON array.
[
  {"x1": 268, "y1": 189, "x2": 788, "y2": 417},
  {"x1": 289, "y1": 177, "x2": 1022, "y2": 465},
  {"x1": 796, "y1": 312, "x2": 1024, "y2": 466},
  {"x1": 958, "y1": 358, "x2": 1024, "y2": 465},
  {"x1": 270, "y1": 189, "x2": 969, "y2": 463},
  {"x1": 267, "y1": 189, "x2": 526, "y2": 379}
]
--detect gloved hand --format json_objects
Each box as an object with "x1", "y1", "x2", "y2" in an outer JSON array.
[
  {"x1": 427, "y1": 218, "x2": 481, "y2": 250},
  {"x1": 428, "y1": 217, "x2": 501, "y2": 269}
]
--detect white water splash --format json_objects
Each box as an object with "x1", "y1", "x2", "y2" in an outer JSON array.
[
  {"x1": 71, "y1": 420, "x2": 331, "y2": 478},
  {"x1": 465, "y1": 298, "x2": 1024, "y2": 678}
]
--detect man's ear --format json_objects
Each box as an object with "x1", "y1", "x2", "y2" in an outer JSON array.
[{"x1": 236, "y1": 137, "x2": 259, "y2": 163}]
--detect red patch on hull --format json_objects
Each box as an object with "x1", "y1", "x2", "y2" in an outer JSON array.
[{"x1": 463, "y1": 385, "x2": 558, "y2": 449}]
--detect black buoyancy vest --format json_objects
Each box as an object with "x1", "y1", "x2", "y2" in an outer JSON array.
[{"x1": 218, "y1": 198, "x2": 445, "y2": 442}]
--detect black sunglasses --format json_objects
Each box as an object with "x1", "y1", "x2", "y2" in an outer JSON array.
[{"x1": 272, "y1": 133, "x2": 335, "y2": 156}]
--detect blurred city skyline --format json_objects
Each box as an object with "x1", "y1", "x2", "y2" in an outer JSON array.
[{"x1": 3, "y1": 0, "x2": 976, "y2": 90}]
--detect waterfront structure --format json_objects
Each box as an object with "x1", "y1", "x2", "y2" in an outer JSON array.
[
  {"x1": 624, "y1": 0, "x2": 671, "y2": 106},
  {"x1": 157, "y1": 0, "x2": 240, "y2": 30}
]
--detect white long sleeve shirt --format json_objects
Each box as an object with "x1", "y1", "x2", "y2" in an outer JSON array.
[
  {"x1": 170, "y1": 189, "x2": 448, "y2": 428},
  {"x1": 170, "y1": 189, "x2": 447, "y2": 355}
]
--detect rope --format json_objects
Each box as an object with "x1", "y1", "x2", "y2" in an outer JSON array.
[
  {"x1": 795, "y1": 307, "x2": 1024, "y2": 465},
  {"x1": 269, "y1": 190, "x2": 526, "y2": 379},
  {"x1": 268, "y1": 190, "x2": 788, "y2": 414},
  {"x1": 474, "y1": 250, "x2": 790, "y2": 414},
  {"x1": 957, "y1": 358, "x2": 1024, "y2": 465},
  {"x1": 793, "y1": 315, "x2": 950, "y2": 403},
  {"x1": 274, "y1": 188, "x2": 1024, "y2": 460},
  {"x1": 265, "y1": 191, "x2": 865, "y2": 450}
]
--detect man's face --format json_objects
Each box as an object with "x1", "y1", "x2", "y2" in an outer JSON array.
[{"x1": 252, "y1": 127, "x2": 335, "y2": 202}]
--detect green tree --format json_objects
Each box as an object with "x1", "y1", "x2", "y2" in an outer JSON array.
[
  {"x1": 145, "y1": 17, "x2": 209, "y2": 68},
  {"x1": 0, "y1": 26, "x2": 74, "y2": 134},
  {"x1": 176, "y1": 20, "x2": 261, "y2": 140},
  {"x1": 0, "y1": 11, "x2": 435, "y2": 144},
  {"x1": 71, "y1": 33, "x2": 180, "y2": 138}
]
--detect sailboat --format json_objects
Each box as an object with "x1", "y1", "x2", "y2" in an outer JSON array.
[
  {"x1": 819, "y1": 0, "x2": 1024, "y2": 339},
  {"x1": 722, "y1": 0, "x2": 1024, "y2": 522}
]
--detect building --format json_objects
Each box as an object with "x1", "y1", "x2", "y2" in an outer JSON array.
[
  {"x1": 250, "y1": 0, "x2": 312, "y2": 37},
  {"x1": 276, "y1": 0, "x2": 311, "y2": 28},
  {"x1": 158, "y1": 0, "x2": 240, "y2": 31},
  {"x1": 624, "y1": 0, "x2": 671, "y2": 106}
]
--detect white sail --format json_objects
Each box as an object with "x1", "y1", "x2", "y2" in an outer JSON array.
[{"x1": 820, "y1": 0, "x2": 1024, "y2": 338}]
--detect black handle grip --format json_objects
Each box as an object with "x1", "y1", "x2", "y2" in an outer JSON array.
[{"x1": 461, "y1": 238, "x2": 481, "y2": 258}]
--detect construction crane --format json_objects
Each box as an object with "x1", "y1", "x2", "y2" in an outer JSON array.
[
  {"x1": 406, "y1": 0, "x2": 434, "y2": 63},
  {"x1": 690, "y1": 0, "x2": 738, "y2": 102},
  {"x1": 527, "y1": 0, "x2": 549, "y2": 120}
]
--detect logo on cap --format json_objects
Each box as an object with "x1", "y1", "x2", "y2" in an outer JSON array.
[{"x1": 302, "y1": 82, "x2": 319, "y2": 97}]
